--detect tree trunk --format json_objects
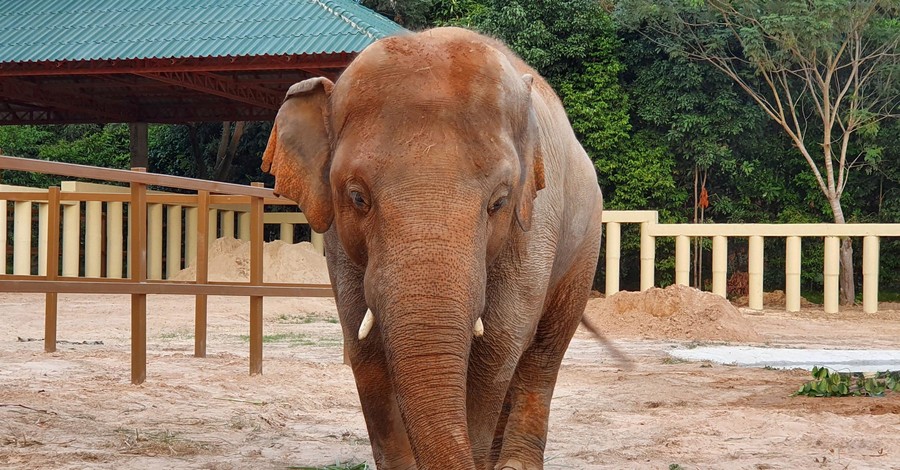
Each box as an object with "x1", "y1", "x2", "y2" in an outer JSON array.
[
  {"x1": 829, "y1": 197, "x2": 855, "y2": 305},
  {"x1": 213, "y1": 121, "x2": 245, "y2": 181},
  {"x1": 187, "y1": 124, "x2": 207, "y2": 180}
]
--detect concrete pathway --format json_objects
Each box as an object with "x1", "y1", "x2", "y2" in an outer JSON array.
[{"x1": 669, "y1": 346, "x2": 900, "y2": 372}]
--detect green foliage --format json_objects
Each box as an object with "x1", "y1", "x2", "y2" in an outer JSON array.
[
  {"x1": 795, "y1": 366, "x2": 900, "y2": 397},
  {"x1": 0, "y1": 124, "x2": 130, "y2": 187}
]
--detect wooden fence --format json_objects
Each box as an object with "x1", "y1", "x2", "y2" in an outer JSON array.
[{"x1": 0, "y1": 155, "x2": 333, "y2": 385}]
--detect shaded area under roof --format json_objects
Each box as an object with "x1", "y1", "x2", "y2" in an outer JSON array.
[{"x1": 0, "y1": 0, "x2": 404, "y2": 124}]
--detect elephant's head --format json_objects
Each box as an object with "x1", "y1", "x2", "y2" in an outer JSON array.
[{"x1": 262, "y1": 28, "x2": 544, "y2": 467}]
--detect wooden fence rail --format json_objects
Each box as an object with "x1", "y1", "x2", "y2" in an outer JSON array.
[{"x1": 0, "y1": 155, "x2": 333, "y2": 384}]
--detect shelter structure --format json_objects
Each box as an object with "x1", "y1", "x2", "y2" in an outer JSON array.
[{"x1": 0, "y1": 0, "x2": 403, "y2": 165}]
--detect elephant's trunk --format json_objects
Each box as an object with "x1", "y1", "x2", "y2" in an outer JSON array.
[{"x1": 367, "y1": 214, "x2": 485, "y2": 469}]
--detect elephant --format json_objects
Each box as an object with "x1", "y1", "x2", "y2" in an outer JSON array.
[{"x1": 262, "y1": 27, "x2": 603, "y2": 470}]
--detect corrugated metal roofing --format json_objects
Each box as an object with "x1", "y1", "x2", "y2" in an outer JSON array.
[{"x1": 0, "y1": 0, "x2": 405, "y2": 64}]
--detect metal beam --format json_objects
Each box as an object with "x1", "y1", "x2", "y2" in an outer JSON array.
[
  {"x1": 136, "y1": 71, "x2": 283, "y2": 109},
  {"x1": 0, "y1": 54, "x2": 351, "y2": 77},
  {"x1": 0, "y1": 77, "x2": 132, "y2": 121}
]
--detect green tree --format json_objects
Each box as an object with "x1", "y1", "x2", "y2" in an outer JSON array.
[{"x1": 616, "y1": 0, "x2": 900, "y2": 304}]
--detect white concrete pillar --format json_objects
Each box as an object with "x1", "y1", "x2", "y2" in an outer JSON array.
[
  {"x1": 84, "y1": 201, "x2": 102, "y2": 278},
  {"x1": 107, "y1": 201, "x2": 124, "y2": 279},
  {"x1": 13, "y1": 201, "x2": 31, "y2": 275},
  {"x1": 823, "y1": 236, "x2": 840, "y2": 314},
  {"x1": 711, "y1": 236, "x2": 727, "y2": 297},
  {"x1": 605, "y1": 222, "x2": 621, "y2": 296},
  {"x1": 311, "y1": 231, "x2": 325, "y2": 255},
  {"x1": 147, "y1": 203, "x2": 163, "y2": 280},
  {"x1": 748, "y1": 235, "x2": 764, "y2": 310},
  {"x1": 640, "y1": 222, "x2": 655, "y2": 291},
  {"x1": 0, "y1": 201, "x2": 6, "y2": 274},
  {"x1": 208, "y1": 209, "x2": 218, "y2": 245},
  {"x1": 280, "y1": 223, "x2": 293, "y2": 243},
  {"x1": 863, "y1": 236, "x2": 879, "y2": 314},
  {"x1": 166, "y1": 205, "x2": 183, "y2": 279},
  {"x1": 221, "y1": 210, "x2": 235, "y2": 238},
  {"x1": 185, "y1": 207, "x2": 198, "y2": 267},
  {"x1": 62, "y1": 202, "x2": 80, "y2": 277},
  {"x1": 238, "y1": 211, "x2": 251, "y2": 241},
  {"x1": 38, "y1": 203, "x2": 48, "y2": 276},
  {"x1": 785, "y1": 236, "x2": 801, "y2": 312},
  {"x1": 675, "y1": 235, "x2": 690, "y2": 286}
]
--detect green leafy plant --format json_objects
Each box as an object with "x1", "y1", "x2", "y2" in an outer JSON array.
[{"x1": 795, "y1": 366, "x2": 900, "y2": 397}]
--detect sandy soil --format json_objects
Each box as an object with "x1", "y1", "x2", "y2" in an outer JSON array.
[{"x1": 1, "y1": 291, "x2": 899, "y2": 469}]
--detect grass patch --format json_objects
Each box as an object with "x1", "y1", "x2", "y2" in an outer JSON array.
[
  {"x1": 158, "y1": 329, "x2": 193, "y2": 341},
  {"x1": 288, "y1": 462, "x2": 370, "y2": 470},
  {"x1": 238, "y1": 332, "x2": 341, "y2": 347},
  {"x1": 115, "y1": 428, "x2": 215, "y2": 456},
  {"x1": 276, "y1": 313, "x2": 339, "y2": 324}
]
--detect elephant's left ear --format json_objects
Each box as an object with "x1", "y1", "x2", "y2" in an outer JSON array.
[
  {"x1": 515, "y1": 73, "x2": 546, "y2": 232},
  {"x1": 261, "y1": 77, "x2": 335, "y2": 233}
]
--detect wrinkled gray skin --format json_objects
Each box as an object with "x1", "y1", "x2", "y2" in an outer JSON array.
[{"x1": 262, "y1": 27, "x2": 603, "y2": 470}]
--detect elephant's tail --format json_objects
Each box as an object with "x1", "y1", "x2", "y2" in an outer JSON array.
[{"x1": 579, "y1": 316, "x2": 634, "y2": 371}]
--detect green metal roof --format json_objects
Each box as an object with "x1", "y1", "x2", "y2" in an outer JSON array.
[{"x1": 0, "y1": 0, "x2": 405, "y2": 64}]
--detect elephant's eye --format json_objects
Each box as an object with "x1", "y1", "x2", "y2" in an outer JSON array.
[
  {"x1": 349, "y1": 190, "x2": 368, "y2": 211},
  {"x1": 488, "y1": 196, "x2": 508, "y2": 215}
]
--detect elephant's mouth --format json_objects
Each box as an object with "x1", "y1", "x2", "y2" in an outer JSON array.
[{"x1": 356, "y1": 307, "x2": 485, "y2": 340}]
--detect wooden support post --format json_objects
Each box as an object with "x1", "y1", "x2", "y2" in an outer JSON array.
[
  {"x1": 279, "y1": 222, "x2": 292, "y2": 243},
  {"x1": 748, "y1": 235, "x2": 764, "y2": 310},
  {"x1": 785, "y1": 236, "x2": 801, "y2": 312},
  {"x1": 249, "y1": 183, "x2": 265, "y2": 376},
  {"x1": 675, "y1": 235, "x2": 689, "y2": 286},
  {"x1": 45, "y1": 187, "x2": 60, "y2": 353},
  {"x1": 62, "y1": 202, "x2": 80, "y2": 277},
  {"x1": 640, "y1": 222, "x2": 655, "y2": 291},
  {"x1": 166, "y1": 205, "x2": 182, "y2": 279},
  {"x1": 823, "y1": 236, "x2": 840, "y2": 314},
  {"x1": 85, "y1": 201, "x2": 102, "y2": 278},
  {"x1": 107, "y1": 201, "x2": 124, "y2": 278},
  {"x1": 38, "y1": 203, "x2": 48, "y2": 276},
  {"x1": 221, "y1": 210, "x2": 235, "y2": 238},
  {"x1": 711, "y1": 236, "x2": 727, "y2": 297},
  {"x1": 130, "y1": 181, "x2": 148, "y2": 385},
  {"x1": 605, "y1": 222, "x2": 621, "y2": 296},
  {"x1": 195, "y1": 192, "x2": 209, "y2": 358},
  {"x1": 129, "y1": 123, "x2": 148, "y2": 169},
  {"x1": 863, "y1": 236, "x2": 879, "y2": 314},
  {"x1": 14, "y1": 201, "x2": 31, "y2": 275}
]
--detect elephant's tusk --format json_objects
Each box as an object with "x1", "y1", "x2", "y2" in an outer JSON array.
[
  {"x1": 474, "y1": 317, "x2": 484, "y2": 337},
  {"x1": 358, "y1": 309, "x2": 375, "y2": 340}
]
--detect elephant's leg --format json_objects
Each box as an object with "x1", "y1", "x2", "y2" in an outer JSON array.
[
  {"x1": 492, "y1": 246, "x2": 599, "y2": 470},
  {"x1": 329, "y1": 238, "x2": 416, "y2": 470},
  {"x1": 467, "y1": 268, "x2": 549, "y2": 469}
]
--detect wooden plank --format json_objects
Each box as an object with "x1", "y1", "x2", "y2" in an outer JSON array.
[
  {"x1": 249, "y1": 188, "x2": 264, "y2": 376},
  {"x1": 130, "y1": 182, "x2": 148, "y2": 385},
  {"x1": 44, "y1": 187, "x2": 60, "y2": 353},
  {"x1": 195, "y1": 191, "x2": 209, "y2": 358},
  {"x1": 0, "y1": 280, "x2": 333, "y2": 296},
  {"x1": 0, "y1": 155, "x2": 279, "y2": 199}
]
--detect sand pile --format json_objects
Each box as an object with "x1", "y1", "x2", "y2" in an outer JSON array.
[
  {"x1": 732, "y1": 290, "x2": 816, "y2": 308},
  {"x1": 172, "y1": 237, "x2": 330, "y2": 284},
  {"x1": 584, "y1": 284, "x2": 763, "y2": 342}
]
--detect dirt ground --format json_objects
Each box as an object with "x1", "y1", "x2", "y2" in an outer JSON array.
[{"x1": 1, "y1": 291, "x2": 899, "y2": 469}]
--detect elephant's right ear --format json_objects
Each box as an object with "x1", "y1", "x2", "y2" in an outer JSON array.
[{"x1": 262, "y1": 77, "x2": 335, "y2": 233}]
